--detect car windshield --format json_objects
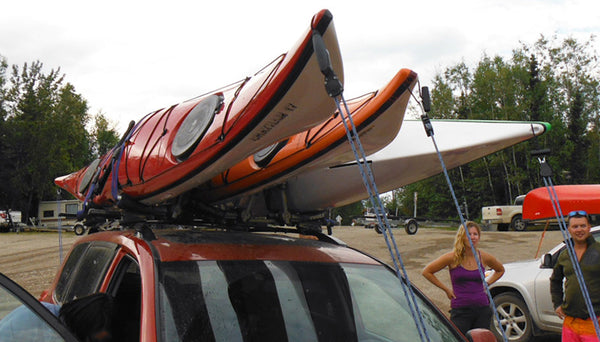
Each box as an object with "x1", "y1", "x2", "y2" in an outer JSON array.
[{"x1": 157, "y1": 260, "x2": 461, "y2": 342}]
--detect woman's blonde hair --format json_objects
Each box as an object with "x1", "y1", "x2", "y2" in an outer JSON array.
[{"x1": 452, "y1": 221, "x2": 481, "y2": 267}]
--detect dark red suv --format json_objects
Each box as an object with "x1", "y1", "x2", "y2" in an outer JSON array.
[{"x1": 0, "y1": 226, "x2": 493, "y2": 341}]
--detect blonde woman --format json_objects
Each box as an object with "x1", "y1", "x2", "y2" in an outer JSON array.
[{"x1": 422, "y1": 221, "x2": 504, "y2": 335}]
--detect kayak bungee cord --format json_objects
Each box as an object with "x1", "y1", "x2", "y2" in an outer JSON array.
[
  {"x1": 532, "y1": 150, "x2": 600, "y2": 340},
  {"x1": 112, "y1": 120, "x2": 140, "y2": 201},
  {"x1": 312, "y1": 31, "x2": 431, "y2": 342},
  {"x1": 78, "y1": 119, "x2": 137, "y2": 220},
  {"x1": 415, "y1": 86, "x2": 508, "y2": 342}
]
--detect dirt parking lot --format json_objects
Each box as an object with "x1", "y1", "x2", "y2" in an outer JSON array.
[{"x1": 0, "y1": 225, "x2": 564, "y2": 340}]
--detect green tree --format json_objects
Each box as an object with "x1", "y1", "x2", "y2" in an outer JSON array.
[
  {"x1": 91, "y1": 112, "x2": 120, "y2": 158},
  {"x1": 397, "y1": 35, "x2": 600, "y2": 222},
  {"x1": 565, "y1": 90, "x2": 589, "y2": 183},
  {"x1": 330, "y1": 201, "x2": 364, "y2": 225},
  {"x1": 0, "y1": 60, "x2": 92, "y2": 219}
]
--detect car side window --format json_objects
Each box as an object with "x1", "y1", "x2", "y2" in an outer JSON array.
[
  {"x1": 55, "y1": 243, "x2": 89, "y2": 303},
  {"x1": 59, "y1": 242, "x2": 118, "y2": 303},
  {"x1": 108, "y1": 257, "x2": 142, "y2": 342}
]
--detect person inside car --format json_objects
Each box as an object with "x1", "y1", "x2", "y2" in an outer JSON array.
[{"x1": 59, "y1": 292, "x2": 114, "y2": 342}]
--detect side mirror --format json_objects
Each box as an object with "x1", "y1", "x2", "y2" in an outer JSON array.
[
  {"x1": 466, "y1": 328, "x2": 496, "y2": 342},
  {"x1": 542, "y1": 253, "x2": 553, "y2": 268}
]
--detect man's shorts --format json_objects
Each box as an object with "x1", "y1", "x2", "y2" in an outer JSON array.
[{"x1": 563, "y1": 316, "x2": 600, "y2": 342}]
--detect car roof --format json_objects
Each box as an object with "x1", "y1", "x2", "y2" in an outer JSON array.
[{"x1": 78, "y1": 228, "x2": 381, "y2": 265}]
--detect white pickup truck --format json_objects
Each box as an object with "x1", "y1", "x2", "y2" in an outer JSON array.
[{"x1": 481, "y1": 195, "x2": 526, "y2": 231}]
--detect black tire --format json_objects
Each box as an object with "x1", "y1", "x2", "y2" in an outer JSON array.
[
  {"x1": 73, "y1": 224, "x2": 86, "y2": 236},
  {"x1": 491, "y1": 292, "x2": 534, "y2": 342},
  {"x1": 405, "y1": 219, "x2": 418, "y2": 235},
  {"x1": 497, "y1": 223, "x2": 509, "y2": 231},
  {"x1": 374, "y1": 224, "x2": 382, "y2": 234},
  {"x1": 511, "y1": 214, "x2": 527, "y2": 231}
]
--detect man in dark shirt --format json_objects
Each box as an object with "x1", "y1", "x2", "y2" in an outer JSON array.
[{"x1": 550, "y1": 210, "x2": 600, "y2": 341}]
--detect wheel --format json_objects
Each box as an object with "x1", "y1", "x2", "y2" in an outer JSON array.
[
  {"x1": 405, "y1": 219, "x2": 418, "y2": 235},
  {"x1": 497, "y1": 223, "x2": 509, "y2": 231},
  {"x1": 374, "y1": 224, "x2": 382, "y2": 234},
  {"x1": 491, "y1": 292, "x2": 533, "y2": 342},
  {"x1": 73, "y1": 224, "x2": 86, "y2": 236},
  {"x1": 511, "y1": 214, "x2": 527, "y2": 231}
]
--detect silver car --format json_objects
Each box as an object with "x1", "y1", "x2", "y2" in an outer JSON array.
[{"x1": 488, "y1": 226, "x2": 600, "y2": 341}]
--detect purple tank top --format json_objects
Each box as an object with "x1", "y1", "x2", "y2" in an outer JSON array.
[{"x1": 449, "y1": 261, "x2": 489, "y2": 308}]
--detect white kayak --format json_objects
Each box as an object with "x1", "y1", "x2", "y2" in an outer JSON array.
[{"x1": 218, "y1": 120, "x2": 549, "y2": 215}]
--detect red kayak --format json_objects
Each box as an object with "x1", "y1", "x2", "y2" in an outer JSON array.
[
  {"x1": 197, "y1": 68, "x2": 418, "y2": 204},
  {"x1": 522, "y1": 184, "x2": 600, "y2": 221},
  {"x1": 55, "y1": 9, "x2": 343, "y2": 208}
]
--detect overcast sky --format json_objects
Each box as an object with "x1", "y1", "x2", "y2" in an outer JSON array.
[{"x1": 1, "y1": 0, "x2": 598, "y2": 133}]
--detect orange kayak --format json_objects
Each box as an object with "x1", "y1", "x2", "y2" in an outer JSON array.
[
  {"x1": 196, "y1": 68, "x2": 418, "y2": 204},
  {"x1": 55, "y1": 9, "x2": 343, "y2": 208},
  {"x1": 523, "y1": 184, "x2": 600, "y2": 221}
]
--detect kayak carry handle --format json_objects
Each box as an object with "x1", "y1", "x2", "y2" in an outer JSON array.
[{"x1": 312, "y1": 31, "x2": 343, "y2": 97}]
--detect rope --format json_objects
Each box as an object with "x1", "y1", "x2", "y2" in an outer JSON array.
[
  {"x1": 415, "y1": 87, "x2": 508, "y2": 342},
  {"x1": 310, "y1": 30, "x2": 430, "y2": 341},
  {"x1": 535, "y1": 154, "x2": 600, "y2": 340},
  {"x1": 335, "y1": 95, "x2": 430, "y2": 342}
]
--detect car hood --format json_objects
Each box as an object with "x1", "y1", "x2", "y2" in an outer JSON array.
[
  {"x1": 503, "y1": 258, "x2": 540, "y2": 270},
  {"x1": 489, "y1": 257, "x2": 543, "y2": 287}
]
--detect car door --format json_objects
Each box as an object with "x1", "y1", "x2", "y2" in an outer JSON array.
[
  {"x1": 533, "y1": 259, "x2": 561, "y2": 328},
  {"x1": 0, "y1": 272, "x2": 78, "y2": 341}
]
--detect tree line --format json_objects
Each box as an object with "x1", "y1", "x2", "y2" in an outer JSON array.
[
  {"x1": 0, "y1": 56, "x2": 120, "y2": 221},
  {"x1": 2, "y1": 34, "x2": 599, "y2": 225},
  {"x1": 389, "y1": 35, "x2": 600, "y2": 222}
]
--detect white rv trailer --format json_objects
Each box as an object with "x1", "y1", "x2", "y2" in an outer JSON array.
[{"x1": 37, "y1": 200, "x2": 84, "y2": 232}]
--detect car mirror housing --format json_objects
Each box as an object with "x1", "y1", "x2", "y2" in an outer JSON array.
[
  {"x1": 542, "y1": 253, "x2": 553, "y2": 268},
  {"x1": 466, "y1": 328, "x2": 497, "y2": 342}
]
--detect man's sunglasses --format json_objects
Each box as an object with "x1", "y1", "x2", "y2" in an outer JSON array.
[{"x1": 568, "y1": 210, "x2": 588, "y2": 217}]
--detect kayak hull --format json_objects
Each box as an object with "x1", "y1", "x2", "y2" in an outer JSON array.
[
  {"x1": 522, "y1": 184, "x2": 600, "y2": 221},
  {"x1": 222, "y1": 120, "x2": 549, "y2": 215}
]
